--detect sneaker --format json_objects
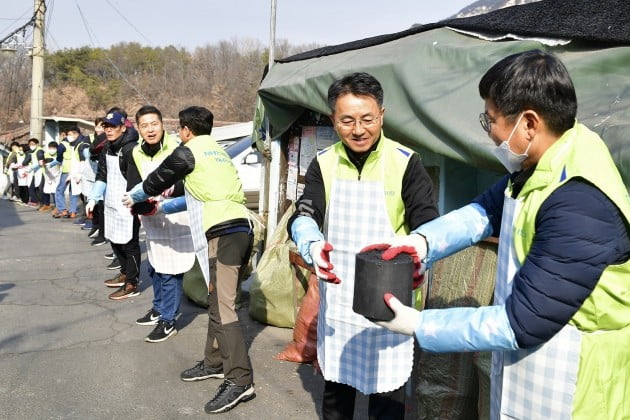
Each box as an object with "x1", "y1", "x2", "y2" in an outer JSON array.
[
  {"x1": 136, "y1": 308, "x2": 161, "y2": 325},
  {"x1": 204, "y1": 380, "x2": 255, "y2": 414},
  {"x1": 82, "y1": 220, "x2": 94, "y2": 230},
  {"x1": 180, "y1": 361, "x2": 224, "y2": 382},
  {"x1": 106, "y1": 258, "x2": 121, "y2": 270},
  {"x1": 73, "y1": 217, "x2": 86, "y2": 225},
  {"x1": 104, "y1": 273, "x2": 126, "y2": 288},
  {"x1": 53, "y1": 210, "x2": 68, "y2": 219},
  {"x1": 145, "y1": 320, "x2": 177, "y2": 343},
  {"x1": 91, "y1": 237, "x2": 107, "y2": 246},
  {"x1": 108, "y1": 283, "x2": 140, "y2": 300},
  {"x1": 103, "y1": 252, "x2": 115, "y2": 260},
  {"x1": 87, "y1": 227, "x2": 100, "y2": 238}
]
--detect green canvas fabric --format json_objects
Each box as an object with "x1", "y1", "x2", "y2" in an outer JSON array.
[{"x1": 258, "y1": 28, "x2": 630, "y2": 188}]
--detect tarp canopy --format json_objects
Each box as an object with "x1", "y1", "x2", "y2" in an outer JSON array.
[{"x1": 257, "y1": 0, "x2": 630, "y2": 186}]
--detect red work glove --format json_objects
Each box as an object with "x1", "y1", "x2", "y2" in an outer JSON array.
[
  {"x1": 131, "y1": 199, "x2": 159, "y2": 216},
  {"x1": 310, "y1": 241, "x2": 340, "y2": 284}
]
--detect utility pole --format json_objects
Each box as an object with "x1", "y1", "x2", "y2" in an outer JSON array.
[{"x1": 30, "y1": 0, "x2": 46, "y2": 141}]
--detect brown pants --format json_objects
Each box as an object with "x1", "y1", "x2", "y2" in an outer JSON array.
[{"x1": 203, "y1": 231, "x2": 253, "y2": 386}]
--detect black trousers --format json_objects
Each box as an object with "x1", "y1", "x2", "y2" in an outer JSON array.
[
  {"x1": 323, "y1": 380, "x2": 406, "y2": 420},
  {"x1": 93, "y1": 200, "x2": 104, "y2": 235},
  {"x1": 110, "y1": 215, "x2": 141, "y2": 285}
]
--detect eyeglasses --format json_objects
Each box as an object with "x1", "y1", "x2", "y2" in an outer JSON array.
[
  {"x1": 479, "y1": 112, "x2": 494, "y2": 133},
  {"x1": 336, "y1": 115, "x2": 381, "y2": 129}
]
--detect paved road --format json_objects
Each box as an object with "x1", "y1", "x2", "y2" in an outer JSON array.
[{"x1": 0, "y1": 199, "x2": 326, "y2": 419}]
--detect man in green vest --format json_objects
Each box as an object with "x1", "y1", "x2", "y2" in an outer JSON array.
[
  {"x1": 289, "y1": 72, "x2": 439, "y2": 419},
  {"x1": 369, "y1": 50, "x2": 630, "y2": 419},
  {"x1": 122, "y1": 106, "x2": 255, "y2": 415}
]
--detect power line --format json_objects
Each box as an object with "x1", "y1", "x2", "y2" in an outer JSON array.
[
  {"x1": 75, "y1": 1, "x2": 147, "y2": 102},
  {"x1": 104, "y1": 0, "x2": 153, "y2": 46}
]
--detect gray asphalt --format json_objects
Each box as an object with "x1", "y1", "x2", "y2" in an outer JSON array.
[{"x1": 0, "y1": 199, "x2": 326, "y2": 419}]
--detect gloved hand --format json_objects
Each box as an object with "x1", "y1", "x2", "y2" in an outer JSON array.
[
  {"x1": 361, "y1": 233, "x2": 428, "y2": 288},
  {"x1": 85, "y1": 199, "x2": 96, "y2": 216},
  {"x1": 309, "y1": 241, "x2": 340, "y2": 284},
  {"x1": 123, "y1": 183, "x2": 150, "y2": 208},
  {"x1": 376, "y1": 293, "x2": 422, "y2": 336},
  {"x1": 131, "y1": 199, "x2": 161, "y2": 216}
]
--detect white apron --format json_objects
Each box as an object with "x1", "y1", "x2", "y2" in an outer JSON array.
[
  {"x1": 140, "y1": 160, "x2": 195, "y2": 275},
  {"x1": 42, "y1": 164, "x2": 61, "y2": 194},
  {"x1": 318, "y1": 163, "x2": 414, "y2": 394},
  {"x1": 184, "y1": 190, "x2": 211, "y2": 288},
  {"x1": 104, "y1": 153, "x2": 134, "y2": 244},
  {"x1": 16, "y1": 155, "x2": 28, "y2": 187},
  {"x1": 79, "y1": 159, "x2": 96, "y2": 196},
  {"x1": 490, "y1": 191, "x2": 581, "y2": 420},
  {"x1": 68, "y1": 148, "x2": 83, "y2": 196}
]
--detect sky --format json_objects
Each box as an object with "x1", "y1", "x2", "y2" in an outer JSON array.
[{"x1": 1, "y1": 0, "x2": 474, "y2": 52}]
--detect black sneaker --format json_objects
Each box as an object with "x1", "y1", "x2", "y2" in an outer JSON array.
[
  {"x1": 136, "y1": 308, "x2": 161, "y2": 326},
  {"x1": 204, "y1": 380, "x2": 255, "y2": 414},
  {"x1": 106, "y1": 258, "x2": 121, "y2": 270},
  {"x1": 145, "y1": 320, "x2": 177, "y2": 343},
  {"x1": 87, "y1": 227, "x2": 100, "y2": 238},
  {"x1": 104, "y1": 252, "x2": 115, "y2": 260},
  {"x1": 91, "y1": 237, "x2": 107, "y2": 246},
  {"x1": 180, "y1": 361, "x2": 224, "y2": 382}
]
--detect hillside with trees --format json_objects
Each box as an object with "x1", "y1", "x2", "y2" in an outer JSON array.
[{"x1": 0, "y1": 38, "x2": 319, "y2": 132}]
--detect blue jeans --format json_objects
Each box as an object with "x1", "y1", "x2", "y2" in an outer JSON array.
[
  {"x1": 55, "y1": 172, "x2": 79, "y2": 212},
  {"x1": 149, "y1": 263, "x2": 184, "y2": 324}
]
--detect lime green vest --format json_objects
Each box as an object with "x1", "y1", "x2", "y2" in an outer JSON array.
[
  {"x1": 318, "y1": 134, "x2": 413, "y2": 235},
  {"x1": 183, "y1": 135, "x2": 247, "y2": 231},
  {"x1": 132, "y1": 133, "x2": 178, "y2": 179},
  {"x1": 29, "y1": 146, "x2": 42, "y2": 169},
  {"x1": 510, "y1": 123, "x2": 630, "y2": 419},
  {"x1": 60, "y1": 140, "x2": 74, "y2": 173}
]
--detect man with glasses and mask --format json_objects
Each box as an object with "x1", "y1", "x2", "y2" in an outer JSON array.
[
  {"x1": 367, "y1": 50, "x2": 630, "y2": 419},
  {"x1": 288, "y1": 72, "x2": 438, "y2": 419}
]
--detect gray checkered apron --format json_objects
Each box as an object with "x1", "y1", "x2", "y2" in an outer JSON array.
[
  {"x1": 104, "y1": 153, "x2": 133, "y2": 244},
  {"x1": 184, "y1": 190, "x2": 211, "y2": 288},
  {"x1": 68, "y1": 147, "x2": 83, "y2": 197},
  {"x1": 140, "y1": 160, "x2": 195, "y2": 275},
  {"x1": 490, "y1": 192, "x2": 581, "y2": 420},
  {"x1": 79, "y1": 159, "x2": 96, "y2": 197},
  {"x1": 317, "y1": 161, "x2": 413, "y2": 394}
]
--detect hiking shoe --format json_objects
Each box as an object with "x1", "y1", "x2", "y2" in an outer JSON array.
[
  {"x1": 136, "y1": 308, "x2": 161, "y2": 326},
  {"x1": 180, "y1": 361, "x2": 224, "y2": 382},
  {"x1": 104, "y1": 252, "x2": 115, "y2": 260},
  {"x1": 204, "y1": 380, "x2": 255, "y2": 414},
  {"x1": 104, "y1": 273, "x2": 126, "y2": 288},
  {"x1": 106, "y1": 258, "x2": 121, "y2": 270},
  {"x1": 87, "y1": 227, "x2": 100, "y2": 238},
  {"x1": 145, "y1": 320, "x2": 177, "y2": 343},
  {"x1": 108, "y1": 283, "x2": 140, "y2": 300}
]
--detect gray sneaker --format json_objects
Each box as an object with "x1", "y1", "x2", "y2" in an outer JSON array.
[{"x1": 180, "y1": 361, "x2": 224, "y2": 382}]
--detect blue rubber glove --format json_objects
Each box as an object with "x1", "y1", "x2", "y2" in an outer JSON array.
[
  {"x1": 414, "y1": 203, "x2": 493, "y2": 267},
  {"x1": 378, "y1": 294, "x2": 519, "y2": 352},
  {"x1": 161, "y1": 196, "x2": 187, "y2": 214},
  {"x1": 88, "y1": 180, "x2": 106, "y2": 202},
  {"x1": 122, "y1": 182, "x2": 150, "y2": 208},
  {"x1": 290, "y1": 216, "x2": 325, "y2": 265},
  {"x1": 47, "y1": 160, "x2": 60, "y2": 168}
]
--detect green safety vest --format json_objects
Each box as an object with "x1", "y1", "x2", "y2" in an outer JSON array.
[
  {"x1": 60, "y1": 140, "x2": 76, "y2": 173},
  {"x1": 510, "y1": 122, "x2": 630, "y2": 419},
  {"x1": 132, "y1": 133, "x2": 178, "y2": 179},
  {"x1": 318, "y1": 134, "x2": 414, "y2": 235},
  {"x1": 29, "y1": 146, "x2": 42, "y2": 167},
  {"x1": 183, "y1": 135, "x2": 247, "y2": 231}
]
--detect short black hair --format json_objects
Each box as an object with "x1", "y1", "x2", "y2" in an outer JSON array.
[
  {"x1": 178, "y1": 106, "x2": 214, "y2": 136},
  {"x1": 47, "y1": 141, "x2": 58, "y2": 148},
  {"x1": 10, "y1": 141, "x2": 19, "y2": 148},
  {"x1": 135, "y1": 105, "x2": 163, "y2": 123},
  {"x1": 327, "y1": 72, "x2": 384, "y2": 112},
  {"x1": 28, "y1": 138, "x2": 39, "y2": 144},
  {"x1": 94, "y1": 117, "x2": 104, "y2": 126},
  {"x1": 479, "y1": 50, "x2": 577, "y2": 135},
  {"x1": 67, "y1": 126, "x2": 80, "y2": 134}
]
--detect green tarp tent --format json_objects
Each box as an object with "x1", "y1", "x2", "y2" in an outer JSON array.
[{"x1": 257, "y1": 0, "x2": 630, "y2": 188}]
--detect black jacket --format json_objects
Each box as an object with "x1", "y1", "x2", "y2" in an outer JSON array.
[{"x1": 95, "y1": 127, "x2": 139, "y2": 184}]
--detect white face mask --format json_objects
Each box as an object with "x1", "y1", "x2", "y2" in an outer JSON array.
[
  {"x1": 491, "y1": 113, "x2": 530, "y2": 173},
  {"x1": 48, "y1": 149, "x2": 57, "y2": 155},
  {"x1": 29, "y1": 145, "x2": 36, "y2": 151},
  {"x1": 66, "y1": 135, "x2": 76, "y2": 143}
]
